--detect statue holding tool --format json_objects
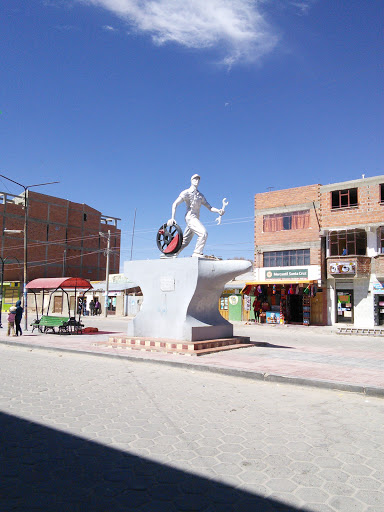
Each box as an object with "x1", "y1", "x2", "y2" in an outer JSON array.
[{"x1": 156, "y1": 174, "x2": 228, "y2": 257}]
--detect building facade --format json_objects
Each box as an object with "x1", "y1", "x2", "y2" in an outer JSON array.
[
  {"x1": 0, "y1": 190, "x2": 121, "y2": 286},
  {"x1": 250, "y1": 175, "x2": 384, "y2": 327},
  {"x1": 320, "y1": 176, "x2": 384, "y2": 327}
]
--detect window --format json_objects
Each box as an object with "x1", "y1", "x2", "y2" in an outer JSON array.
[
  {"x1": 84, "y1": 213, "x2": 87, "y2": 221},
  {"x1": 331, "y1": 188, "x2": 358, "y2": 209},
  {"x1": 329, "y1": 229, "x2": 367, "y2": 256},
  {"x1": 263, "y1": 210, "x2": 310, "y2": 232},
  {"x1": 379, "y1": 227, "x2": 384, "y2": 254},
  {"x1": 380, "y1": 184, "x2": 384, "y2": 204},
  {"x1": 263, "y1": 249, "x2": 310, "y2": 267}
]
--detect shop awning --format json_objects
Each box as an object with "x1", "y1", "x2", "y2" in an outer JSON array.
[{"x1": 26, "y1": 277, "x2": 93, "y2": 291}]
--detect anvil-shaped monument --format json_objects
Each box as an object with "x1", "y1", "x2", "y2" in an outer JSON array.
[{"x1": 125, "y1": 257, "x2": 251, "y2": 341}]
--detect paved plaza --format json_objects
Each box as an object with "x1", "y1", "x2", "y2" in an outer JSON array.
[
  {"x1": 0, "y1": 342, "x2": 383, "y2": 511},
  {"x1": 1, "y1": 316, "x2": 384, "y2": 395}
]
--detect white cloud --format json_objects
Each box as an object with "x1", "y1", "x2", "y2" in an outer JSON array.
[
  {"x1": 102, "y1": 24, "x2": 118, "y2": 31},
  {"x1": 289, "y1": 0, "x2": 317, "y2": 16},
  {"x1": 79, "y1": 0, "x2": 279, "y2": 64}
]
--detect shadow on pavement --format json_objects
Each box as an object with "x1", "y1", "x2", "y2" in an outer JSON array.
[
  {"x1": 1, "y1": 411, "x2": 309, "y2": 512},
  {"x1": 251, "y1": 341, "x2": 293, "y2": 349}
]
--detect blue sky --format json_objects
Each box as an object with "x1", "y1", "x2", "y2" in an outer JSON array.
[{"x1": 1, "y1": 0, "x2": 383, "y2": 264}]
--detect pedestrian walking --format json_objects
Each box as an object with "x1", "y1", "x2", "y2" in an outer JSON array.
[
  {"x1": 252, "y1": 297, "x2": 261, "y2": 323},
  {"x1": 15, "y1": 300, "x2": 23, "y2": 336},
  {"x1": 94, "y1": 300, "x2": 101, "y2": 316},
  {"x1": 89, "y1": 299, "x2": 95, "y2": 316},
  {"x1": 7, "y1": 306, "x2": 16, "y2": 336}
]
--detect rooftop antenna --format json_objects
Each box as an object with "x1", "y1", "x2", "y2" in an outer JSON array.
[{"x1": 266, "y1": 186, "x2": 275, "y2": 192}]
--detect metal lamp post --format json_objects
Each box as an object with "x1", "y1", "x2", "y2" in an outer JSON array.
[{"x1": 0, "y1": 175, "x2": 59, "y2": 331}]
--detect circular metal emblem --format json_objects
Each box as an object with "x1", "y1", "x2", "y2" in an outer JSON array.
[{"x1": 156, "y1": 223, "x2": 183, "y2": 255}]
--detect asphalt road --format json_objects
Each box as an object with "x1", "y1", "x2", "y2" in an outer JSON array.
[{"x1": 1, "y1": 343, "x2": 383, "y2": 511}]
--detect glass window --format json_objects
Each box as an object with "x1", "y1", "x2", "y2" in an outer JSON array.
[
  {"x1": 263, "y1": 249, "x2": 310, "y2": 267},
  {"x1": 380, "y1": 184, "x2": 384, "y2": 203},
  {"x1": 263, "y1": 210, "x2": 310, "y2": 232},
  {"x1": 379, "y1": 227, "x2": 384, "y2": 253},
  {"x1": 329, "y1": 229, "x2": 366, "y2": 256},
  {"x1": 331, "y1": 188, "x2": 358, "y2": 209}
]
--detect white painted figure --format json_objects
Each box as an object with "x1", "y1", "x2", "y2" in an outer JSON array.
[{"x1": 167, "y1": 174, "x2": 227, "y2": 257}]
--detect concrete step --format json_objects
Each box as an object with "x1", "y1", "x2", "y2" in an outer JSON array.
[{"x1": 93, "y1": 336, "x2": 253, "y2": 356}]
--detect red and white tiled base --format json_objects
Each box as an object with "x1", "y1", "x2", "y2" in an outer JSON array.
[{"x1": 93, "y1": 336, "x2": 253, "y2": 356}]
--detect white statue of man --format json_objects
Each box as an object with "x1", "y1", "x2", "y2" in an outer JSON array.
[{"x1": 167, "y1": 174, "x2": 225, "y2": 257}]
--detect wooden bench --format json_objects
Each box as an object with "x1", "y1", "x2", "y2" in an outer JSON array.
[{"x1": 37, "y1": 316, "x2": 70, "y2": 334}]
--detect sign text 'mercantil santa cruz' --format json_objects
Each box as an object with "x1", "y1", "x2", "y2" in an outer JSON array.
[{"x1": 265, "y1": 269, "x2": 309, "y2": 279}]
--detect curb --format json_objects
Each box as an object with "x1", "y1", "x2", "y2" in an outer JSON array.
[{"x1": 2, "y1": 339, "x2": 384, "y2": 398}]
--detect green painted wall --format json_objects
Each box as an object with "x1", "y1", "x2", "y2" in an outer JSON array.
[{"x1": 228, "y1": 294, "x2": 242, "y2": 321}]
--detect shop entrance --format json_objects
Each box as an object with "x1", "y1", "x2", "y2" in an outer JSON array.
[
  {"x1": 336, "y1": 290, "x2": 353, "y2": 323},
  {"x1": 376, "y1": 295, "x2": 384, "y2": 326},
  {"x1": 287, "y1": 295, "x2": 303, "y2": 323},
  {"x1": 310, "y1": 290, "x2": 323, "y2": 325}
]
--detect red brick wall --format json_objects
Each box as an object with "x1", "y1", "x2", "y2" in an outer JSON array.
[
  {"x1": 254, "y1": 185, "x2": 321, "y2": 267},
  {"x1": 255, "y1": 184, "x2": 320, "y2": 210},
  {"x1": 0, "y1": 191, "x2": 121, "y2": 282},
  {"x1": 321, "y1": 182, "x2": 384, "y2": 228},
  {"x1": 373, "y1": 255, "x2": 384, "y2": 278}
]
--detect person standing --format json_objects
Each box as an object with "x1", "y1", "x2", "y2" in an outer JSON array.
[
  {"x1": 15, "y1": 300, "x2": 23, "y2": 336},
  {"x1": 89, "y1": 299, "x2": 95, "y2": 316},
  {"x1": 252, "y1": 297, "x2": 261, "y2": 323},
  {"x1": 94, "y1": 300, "x2": 101, "y2": 316},
  {"x1": 7, "y1": 306, "x2": 16, "y2": 336}
]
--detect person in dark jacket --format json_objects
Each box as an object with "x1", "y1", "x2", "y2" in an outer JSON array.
[{"x1": 15, "y1": 300, "x2": 23, "y2": 336}]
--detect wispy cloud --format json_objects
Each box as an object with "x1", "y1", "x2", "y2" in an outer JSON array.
[
  {"x1": 289, "y1": 0, "x2": 317, "y2": 16},
  {"x1": 79, "y1": 0, "x2": 279, "y2": 65},
  {"x1": 102, "y1": 24, "x2": 118, "y2": 31},
  {"x1": 55, "y1": 24, "x2": 80, "y2": 31}
]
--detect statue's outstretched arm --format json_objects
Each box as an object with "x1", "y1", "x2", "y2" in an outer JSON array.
[{"x1": 167, "y1": 196, "x2": 183, "y2": 226}]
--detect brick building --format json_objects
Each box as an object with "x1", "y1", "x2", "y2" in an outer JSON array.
[
  {"x1": 246, "y1": 175, "x2": 384, "y2": 327},
  {"x1": 0, "y1": 190, "x2": 121, "y2": 286},
  {"x1": 320, "y1": 176, "x2": 384, "y2": 327}
]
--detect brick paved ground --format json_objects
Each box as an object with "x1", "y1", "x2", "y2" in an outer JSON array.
[
  {"x1": 1, "y1": 344, "x2": 383, "y2": 511},
  {"x1": 1, "y1": 317, "x2": 383, "y2": 395}
]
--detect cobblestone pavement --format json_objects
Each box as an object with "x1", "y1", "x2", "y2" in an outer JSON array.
[
  {"x1": 1, "y1": 344, "x2": 383, "y2": 511},
  {"x1": 2, "y1": 318, "x2": 384, "y2": 394}
]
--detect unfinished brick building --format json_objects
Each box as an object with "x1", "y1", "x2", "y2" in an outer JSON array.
[
  {"x1": 247, "y1": 175, "x2": 384, "y2": 327},
  {"x1": 0, "y1": 190, "x2": 121, "y2": 285}
]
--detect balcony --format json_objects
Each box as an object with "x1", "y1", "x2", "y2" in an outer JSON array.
[
  {"x1": 372, "y1": 254, "x2": 384, "y2": 279},
  {"x1": 327, "y1": 256, "x2": 371, "y2": 279}
]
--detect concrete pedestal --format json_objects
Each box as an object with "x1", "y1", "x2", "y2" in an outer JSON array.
[{"x1": 124, "y1": 258, "x2": 251, "y2": 341}]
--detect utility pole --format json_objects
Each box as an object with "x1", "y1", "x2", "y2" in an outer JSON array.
[
  {"x1": 62, "y1": 249, "x2": 67, "y2": 277},
  {"x1": 99, "y1": 230, "x2": 111, "y2": 318},
  {"x1": 130, "y1": 208, "x2": 137, "y2": 261},
  {"x1": 0, "y1": 175, "x2": 59, "y2": 331}
]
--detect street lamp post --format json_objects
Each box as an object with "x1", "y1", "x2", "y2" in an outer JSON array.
[{"x1": 0, "y1": 175, "x2": 59, "y2": 331}]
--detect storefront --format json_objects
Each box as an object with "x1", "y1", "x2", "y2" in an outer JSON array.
[
  {"x1": 373, "y1": 282, "x2": 384, "y2": 326},
  {"x1": 219, "y1": 286, "x2": 244, "y2": 321},
  {"x1": 241, "y1": 266, "x2": 324, "y2": 326},
  {"x1": 89, "y1": 275, "x2": 141, "y2": 317}
]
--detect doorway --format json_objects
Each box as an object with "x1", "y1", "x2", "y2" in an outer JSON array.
[
  {"x1": 336, "y1": 290, "x2": 353, "y2": 323},
  {"x1": 287, "y1": 295, "x2": 303, "y2": 323},
  {"x1": 53, "y1": 295, "x2": 63, "y2": 314}
]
